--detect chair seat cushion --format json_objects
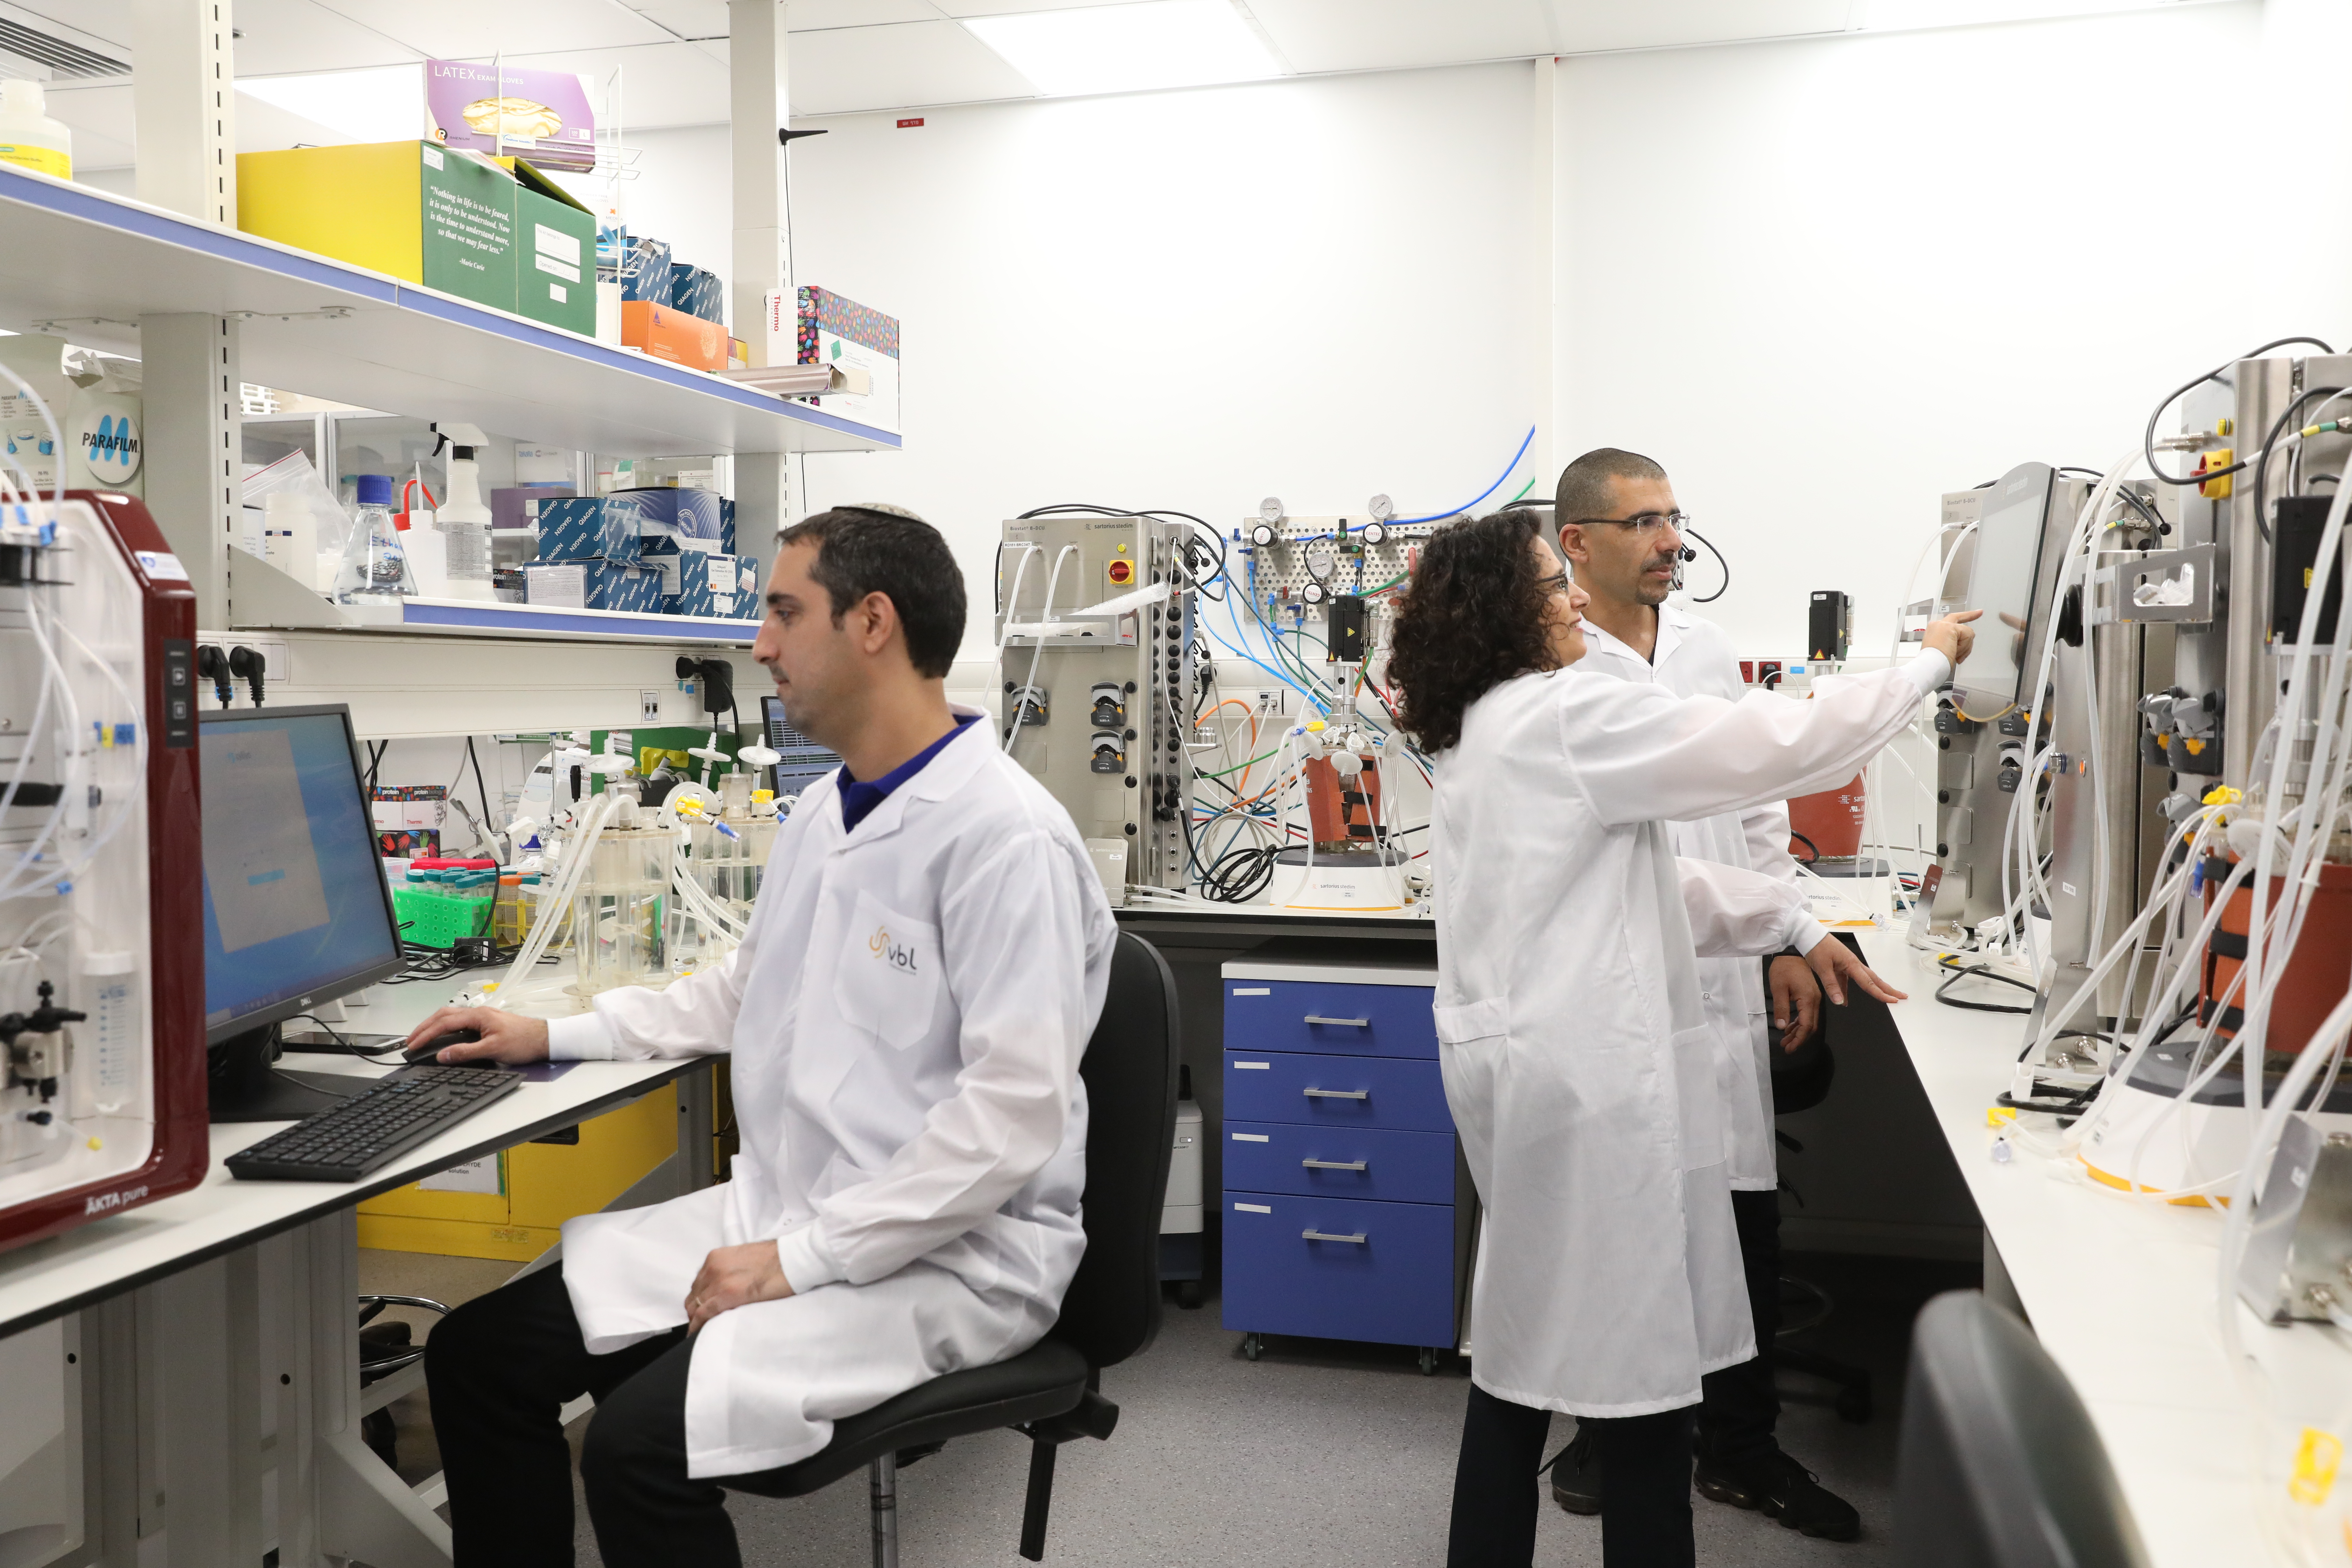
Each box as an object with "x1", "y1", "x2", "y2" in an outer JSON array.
[{"x1": 721, "y1": 1336, "x2": 1091, "y2": 1499}]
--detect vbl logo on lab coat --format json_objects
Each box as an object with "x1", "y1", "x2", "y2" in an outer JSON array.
[{"x1": 869, "y1": 924, "x2": 920, "y2": 976}]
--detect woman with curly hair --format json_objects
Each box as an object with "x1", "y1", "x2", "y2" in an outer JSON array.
[{"x1": 1386, "y1": 509, "x2": 1977, "y2": 1568}]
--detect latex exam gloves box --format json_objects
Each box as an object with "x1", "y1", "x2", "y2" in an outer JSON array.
[
  {"x1": 526, "y1": 560, "x2": 661, "y2": 613},
  {"x1": 532, "y1": 496, "x2": 643, "y2": 563}
]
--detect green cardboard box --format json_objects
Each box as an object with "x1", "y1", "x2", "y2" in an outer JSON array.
[
  {"x1": 504, "y1": 159, "x2": 597, "y2": 337},
  {"x1": 240, "y1": 141, "x2": 517, "y2": 315}
]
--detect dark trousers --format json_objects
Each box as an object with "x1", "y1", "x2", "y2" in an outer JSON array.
[
  {"x1": 1697, "y1": 1186, "x2": 1784, "y2": 1469},
  {"x1": 1447, "y1": 1383, "x2": 1695, "y2": 1567},
  {"x1": 425, "y1": 1262, "x2": 753, "y2": 1568}
]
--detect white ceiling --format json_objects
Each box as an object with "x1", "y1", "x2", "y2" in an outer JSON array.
[{"x1": 13, "y1": 0, "x2": 2208, "y2": 168}]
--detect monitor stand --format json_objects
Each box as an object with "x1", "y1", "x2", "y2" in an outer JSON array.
[{"x1": 209, "y1": 1026, "x2": 372, "y2": 1122}]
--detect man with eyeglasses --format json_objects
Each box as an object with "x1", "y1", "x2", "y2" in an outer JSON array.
[{"x1": 1546, "y1": 447, "x2": 1863, "y2": 1542}]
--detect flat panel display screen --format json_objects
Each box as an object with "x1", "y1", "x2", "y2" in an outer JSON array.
[
  {"x1": 199, "y1": 707, "x2": 403, "y2": 1039},
  {"x1": 1952, "y1": 462, "x2": 2056, "y2": 710},
  {"x1": 762, "y1": 695, "x2": 844, "y2": 798}
]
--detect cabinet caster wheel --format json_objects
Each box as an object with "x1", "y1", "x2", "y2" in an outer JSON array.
[
  {"x1": 1242, "y1": 1333, "x2": 1263, "y2": 1362},
  {"x1": 1174, "y1": 1279, "x2": 1204, "y2": 1310},
  {"x1": 1419, "y1": 1347, "x2": 1437, "y2": 1376}
]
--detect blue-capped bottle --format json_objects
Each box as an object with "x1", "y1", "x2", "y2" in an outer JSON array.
[{"x1": 333, "y1": 472, "x2": 416, "y2": 604}]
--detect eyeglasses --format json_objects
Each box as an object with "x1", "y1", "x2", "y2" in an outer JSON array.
[{"x1": 1569, "y1": 510, "x2": 1687, "y2": 536}]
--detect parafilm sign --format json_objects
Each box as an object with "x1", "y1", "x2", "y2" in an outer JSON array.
[{"x1": 75, "y1": 407, "x2": 140, "y2": 485}]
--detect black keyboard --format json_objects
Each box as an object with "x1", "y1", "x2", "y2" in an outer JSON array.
[{"x1": 226, "y1": 1065, "x2": 523, "y2": 1182}]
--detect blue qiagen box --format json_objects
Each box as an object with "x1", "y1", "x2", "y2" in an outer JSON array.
[
  {"x1": 678, "y1": 552, "x2": 761, "y2": 619},
  {"x1": 617, "y1": 487, "x2": 723, "y2": 557},
  {"x1": 532, "y1": 496, "x2": 644, "y2": 563},
  {"x1": 524, "y1": 559, "x2": 662, "y2": 613}
]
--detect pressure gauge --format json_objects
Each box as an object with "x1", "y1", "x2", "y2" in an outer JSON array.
[
  {"x1": 1249, "y1": 522, "x2": 1277, "y2": 547},
  {"x1": 1359, "y1": 522, "x2": 1388, "y2": 546},
  {"x1": 1304, "y1": 538, "x2": 1338, "y2": 583},
  {"x1": 1301, "y1": 581, "x2": 1328, "y2": 605},
  {"x1": 1259, "y1": 497, "x2": 1284, "y2": 524},
  {"x1": 1368, "y1": 493, "x2": 1394, "y2": 522}
]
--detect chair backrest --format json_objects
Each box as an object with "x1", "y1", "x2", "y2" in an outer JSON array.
[
  {"x1": 1051, "y1": 931, "x2": 1180, "y2": 1371},
  {"x1": 1896, "y1": 1290, "x2": 2150, "y2": 1568}
]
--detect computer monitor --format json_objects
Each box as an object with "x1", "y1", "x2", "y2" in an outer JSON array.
[
  {"x1": 1952, "y1": 461, "x2": 2059, "y2": 710},
  {"x1": 199, "y1": 705, "x2": 407, "y2": 1121},
  {"x1": 761, "y1": 695, "x2": 844, "y2": 797}
]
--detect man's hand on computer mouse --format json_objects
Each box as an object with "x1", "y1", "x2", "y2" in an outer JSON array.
[
  {"x1": 403, "y1": 1006, "x2": 550, "y2": 1065},
  {"x1": 685, "y1": 1241, "x2": 795, "y2": 1333}
]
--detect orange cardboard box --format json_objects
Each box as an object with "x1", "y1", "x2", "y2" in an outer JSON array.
[{"x1": 621, "y1": 301, "x2": 727, "y2": 371}]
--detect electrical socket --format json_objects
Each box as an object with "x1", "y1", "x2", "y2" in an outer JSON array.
[{"x1": 640, "y1": 690, "x2": 662, "y2": 723}]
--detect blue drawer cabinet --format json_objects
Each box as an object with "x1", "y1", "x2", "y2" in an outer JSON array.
[
  {"x1": 1220, "y1": 958, "x2": 1468, "y2": 1364},
  {"x1": 1222, "y1": 1192, "x2": 1456, "y2": 1348},
  {"x1": 1223, "y1": 1120, "x2": 1457, "y2": 1205},
  {"x1": 1222, "y1": 1050, "x2": 1451, "y2": 1132},
  {"x1": 1222, "y1": 979, "x2": 1440, "y2": 1058}
]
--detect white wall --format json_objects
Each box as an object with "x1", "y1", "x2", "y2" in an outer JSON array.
[
  {"x1": 612, "y1": 2, "x2": 2352, "y2": 672},
  {"x1": 1553, "y1": 0, "x2": 2352, "y2": 659},
  {"x1": 626, "y1": 64, "x2": 1550, "y2": 664}
]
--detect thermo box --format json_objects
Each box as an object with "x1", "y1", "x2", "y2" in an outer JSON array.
[
  {"x1": 532, "y1": 496, "x2": 643, "y2": 563},
  {"x1": 525, "y1": 559, "x2": 662, "y2": 613}
]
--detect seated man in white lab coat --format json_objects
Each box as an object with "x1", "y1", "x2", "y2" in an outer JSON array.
[
  {"x1": 409, "y1": 504, "x2": 1118, "y2": 1568},
  {"x1": 1544, "y1": 448, "x2": 1859, "y2": 1540}
]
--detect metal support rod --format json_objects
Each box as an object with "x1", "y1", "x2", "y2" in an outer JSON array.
[
  {"x1": 1019, "y1": 1438, "x2": 1057, "y2": 1561},
  {"x1": 869, "y1": 1451, "x2": 899, "y2": 1568}
]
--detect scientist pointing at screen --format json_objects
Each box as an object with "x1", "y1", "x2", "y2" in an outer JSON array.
[{"x1": 1385, "y1": 509, "x2": 1976, "y2": 1568}]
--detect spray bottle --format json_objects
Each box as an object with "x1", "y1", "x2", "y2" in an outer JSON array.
[{"x1": 430, "y1": 421, "x2": 497, "y2": 602}]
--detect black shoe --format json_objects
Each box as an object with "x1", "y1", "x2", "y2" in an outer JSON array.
[
  {"x1": 1694, "y1": 1449, "x2": 1861, "y2": 1541},
  {"x1": 1545, "y1": 1427, "x2": 1601, "y2": 1516}
]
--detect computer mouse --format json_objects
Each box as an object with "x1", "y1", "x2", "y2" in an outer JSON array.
[{"x1": 405, "y1": 1027, "x2": 481, "y2": 1063}]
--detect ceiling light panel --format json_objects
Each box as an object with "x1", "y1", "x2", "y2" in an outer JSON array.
[
  {"x1": 237, "y1": 63, "x2": 426, "y2": 143},
  {"x1": 302, "y1": 0, "x2": 673, "y2": 57},
  {"x1": 229, "y1": 0, "x2": 420, "y2": 76},
  {"x1": 788, "y1": 19, "x2": 1038, "y2": 115},
  {"x1": 1855, "y1": 0, "x2": 2199, "y2": 29},
  {"x1": 962, "y1": 1, "x2": 1282, "y2": 97},
  {"x1": 1246, "y1": 0, "x2": 1552, "y2": 73}
]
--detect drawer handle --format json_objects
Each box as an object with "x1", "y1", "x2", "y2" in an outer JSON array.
[
  {"x1": 1302, "y1": 1158, "x2": 1368, "y2": 1171},
  {"x1": 1304, "y1": 1015, "x2": 1371, "y2": 1027},
  {"x1": 1302, "y1": 1229, "x2": 1368, "y2": 1244},
  {"x1": 1302, "y1": 1087, "x2": 1368, "y2": 1100}
]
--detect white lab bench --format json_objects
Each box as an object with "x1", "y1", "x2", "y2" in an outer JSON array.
[
  {"x1": 0, "y1": 974, "x2": 712, "y2": 1568},
  {"x1": 1861, "y1": 926, "x2": 2342, "y2": 1567}
]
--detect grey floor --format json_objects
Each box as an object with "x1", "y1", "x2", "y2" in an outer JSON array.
[{"x1": 361, "y1": 1247, "x2": 1975, "y2": 1566}]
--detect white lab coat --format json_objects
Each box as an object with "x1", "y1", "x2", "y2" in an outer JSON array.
[
  {"x1": 1577, "y1": 606, "x2": 1803, "y2": 1190},
  {"x1": 1430, "y1": 652, "x2": 1944, "y2": 1416},
  {"x1": 544, "y1": 710, "x2": 1118, "y2": 1477}
]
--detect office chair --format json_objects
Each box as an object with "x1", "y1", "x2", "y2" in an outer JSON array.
[
  {"x1": 726, "y1": 931, "x2": 1181, "y2": 1566},
  {"x1": 1895, "y1": 1291, "x2": 2149, "y2": 1568}
]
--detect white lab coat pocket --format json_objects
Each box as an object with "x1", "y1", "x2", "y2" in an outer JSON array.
[
  {"x1": 835, "y1": 890, "x2": 942, "y2": 1051},
  {"x1": 1672, "y1": 1023, "x2": 1724, "y2": 1172},
  {"x1": 1434, "y1": 998, "x2": 1508, "y2": 1203}
]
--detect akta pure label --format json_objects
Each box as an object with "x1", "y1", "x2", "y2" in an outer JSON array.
[{"x1": 77, "y1": 408, "x2": 141, "y2": 485}]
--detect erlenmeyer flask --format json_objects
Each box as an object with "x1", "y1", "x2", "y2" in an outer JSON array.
[{"x1": 333, "y1": 472, "x2": 417, "y2": 604}]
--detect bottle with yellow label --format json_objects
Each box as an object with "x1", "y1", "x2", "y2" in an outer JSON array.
[{"x1": 0, "y1": 80, "x2": 71, "y2": 180}]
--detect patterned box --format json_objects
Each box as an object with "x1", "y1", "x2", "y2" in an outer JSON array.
[
  {"x1": 794, "y1": 285, "x2": 901, "y2": 435},
  {"x1": 532, "y1": 495, "x2": 642, "y2": 562},
  {"x1": 666, "y1": 263, "x2": 723, "y2": 323},
  {"x1": 620, "y1": 236, "x2": 672, "y2": 301}
]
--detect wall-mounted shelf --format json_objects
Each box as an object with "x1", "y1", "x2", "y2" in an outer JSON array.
[{"x1": 0, "y1": 165, "x2": 898, "y2": 459}]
